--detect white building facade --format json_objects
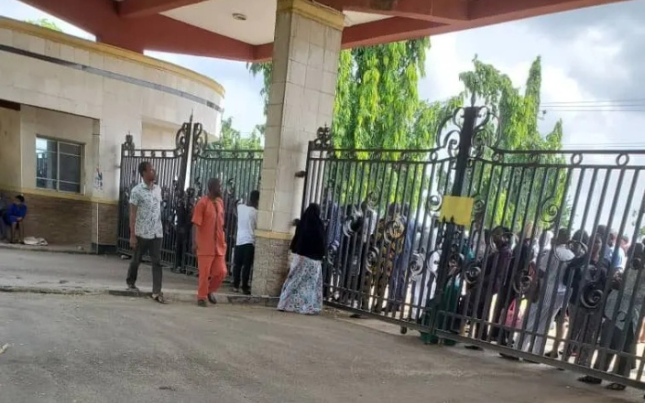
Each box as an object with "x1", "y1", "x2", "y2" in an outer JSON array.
[{"x1": 0, "y1": 17, "x2": 224, "y2": 250}]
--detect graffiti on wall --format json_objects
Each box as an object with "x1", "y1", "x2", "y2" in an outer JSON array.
[{"x1": 94, "y1": 166, "x2": 103, "y2": 190}]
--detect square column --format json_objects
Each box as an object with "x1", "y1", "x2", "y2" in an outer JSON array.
[{"x1": 252, "y1": 0, "x2": 344, "y2": 296}]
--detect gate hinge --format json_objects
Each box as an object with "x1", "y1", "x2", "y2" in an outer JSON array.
[{"x1": 294, "y1": 170, "x2": 307, "y2": 178}]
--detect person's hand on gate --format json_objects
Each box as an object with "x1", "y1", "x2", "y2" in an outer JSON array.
[{"x1": 130, "y1": 234, "x2": 137, "y2": 248}]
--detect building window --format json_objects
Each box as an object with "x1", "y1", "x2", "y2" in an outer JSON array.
[{"x1": 36, "y1": 137, "x2": 83, "y2": 193}]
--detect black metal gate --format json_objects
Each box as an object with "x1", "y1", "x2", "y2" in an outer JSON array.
[
  {"x1": 302, "y1": 104, "x2": 645, "y2": 389},
  {"x1": 181, "y1": 147, "x2": 263, "y2": 275},
  {"x1": 117, "y1": 117, "x2": 263, "y2": 275}
]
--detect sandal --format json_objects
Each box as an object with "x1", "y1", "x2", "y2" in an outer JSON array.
[
  {"x1": 544, "y1": 350, "x2": 560, "y2": 358},
  {"x1": 605, "y1": 383, "x2": 626, "y2": 391},
  {"x1": 151, "y1": 294, "x2": 166, "y2": 304},
  {"x1": 578, "y1": 376, "x2": 602, "y2": 385}
]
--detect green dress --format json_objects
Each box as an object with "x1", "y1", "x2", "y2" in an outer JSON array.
[{"x1": 420, "y1": 244, "x2": 474, "y2": 345}]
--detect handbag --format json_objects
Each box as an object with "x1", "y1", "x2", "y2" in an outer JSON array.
[{"x1": 504, "y1": 298, "x2": 523, "y2": 329}]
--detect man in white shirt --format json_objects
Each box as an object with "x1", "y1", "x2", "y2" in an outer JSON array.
[
  {"x1": 127, "y1": 161, "x2": 165, "y2": 304},
  {"x1": 232, "y1": 190, "x2": 259, "y2": 294}
]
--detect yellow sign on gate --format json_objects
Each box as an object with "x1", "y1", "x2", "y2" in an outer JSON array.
[{"x1": 439, "y1": 196, "x2": 475, "y2": 226}]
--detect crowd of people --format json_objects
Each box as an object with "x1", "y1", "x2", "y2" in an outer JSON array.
[
  {"x1": 287, "y1": 197, "x2": 645, "y2": 391},
  {"x1": 124, "y1": 161, "x2": 645, "y2": 390},
  {"x1": 126, "y1": 161, "x2": 260, "y2": 306}
]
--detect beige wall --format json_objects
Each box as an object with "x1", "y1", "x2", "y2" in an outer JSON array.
[
  {"x1": 141, "y1": 121, "x2": 178, "y2": 150},
  {"x1": 20, "y1": 106, "x2": 97, "y2": 194},
  {"x1": 0, "y1": 106, "x2": 21, "y2": 187},
  {"x1": 0, "y1": 17, "x2": 224, "y2": 201}
]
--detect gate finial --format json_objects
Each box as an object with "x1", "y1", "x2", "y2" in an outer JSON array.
[
  {"x1": 122, "y1": 132, "x2": 135, "y2": 152},
  {"x1": 313, "y1": 125, "x2": 333, "y2": 150}
]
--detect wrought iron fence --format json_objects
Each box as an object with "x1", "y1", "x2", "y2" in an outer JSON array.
[
  {"x1": 117, "y1": 133, "x2": 187, "y2": 268},
  {"x1": 301, "y1": 105, "x2": 645, "y2": 389},
  {"x1": 181, "y1": 147, "x2": 263, "y2": 275},
  {"x1": 117, "y1": 118, "x2": 263, "y2": 277}
]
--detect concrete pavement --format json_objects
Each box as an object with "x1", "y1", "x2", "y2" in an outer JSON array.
[
  {"x1": 0, "y1": 293, "x2": 642, "y2": 403},
  {"x1": 0, "y1": 248, "x2": 195, "y2": 293},
  {"x1": 0, "y1": 249, "x2": 644, "y2": 402},
  {"x1": 0, "y1": 248, "x2": 278, "y2": 304}
]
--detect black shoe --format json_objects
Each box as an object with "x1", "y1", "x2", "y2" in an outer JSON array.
[
  {"x1": 499, "y1": 353, "x2": 519, "y2": 361},
  {"x1": 242, "y1": 288, "x2": 251, "y2": 296},
  {"x1": 126, "y1": 283, "x2": 139, "y2": 291},
  {"x1": 197, "y1": 300, "x2": 207, "y2": 307},
  {"x1": 231, "y1": 287, "x2": 240, "y2": 293},
  {"x1": 207, "y1": 293, "x2": 217, "y2": 305}
]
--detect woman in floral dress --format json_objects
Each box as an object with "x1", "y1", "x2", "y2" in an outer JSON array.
[{"x1": 277, "y1": 203, "x2": 326, "y2": 315}]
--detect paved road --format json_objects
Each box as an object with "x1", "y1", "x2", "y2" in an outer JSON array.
[
  {"x1": 0, "y1": 293, "x2": 641, "y2": 403},
  {"x1": 0, "y1": 248, "x2": 197, "y2": 294}
]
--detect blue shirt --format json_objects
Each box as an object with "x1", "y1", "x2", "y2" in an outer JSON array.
[
  {"x1": 8, "y1": 203, "x2": 27, "y2": 219},
  {"x1": 605, "y1": 244, "x2": 625, "y2": 270},
  {"x1": 325, "y1": 202, "x2": 341, "y2": 248}
]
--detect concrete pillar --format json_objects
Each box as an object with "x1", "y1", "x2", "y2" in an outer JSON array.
[{"x1": 252, "y1": 0, "x2": 344, "y2": 296}]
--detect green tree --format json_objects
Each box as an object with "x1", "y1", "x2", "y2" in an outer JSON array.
[
  {"x1": 193, "y1": 116, "x2": 262, "y2": 199},
  {"x1": 459, "y1": 56, "x2": 569, "y2": 233},
  {"x1": 248, "y1": 40, "x2": 435, "y2": 210},
  {"x1": 247, "y1": 46, "x2": 568, "y2": 228},
  {"x1": 208, "y1": 116, "x2": 261, "y2": 150},
  {"x1": 26, "y1": 18, "x2": 63, "y2": 32}
]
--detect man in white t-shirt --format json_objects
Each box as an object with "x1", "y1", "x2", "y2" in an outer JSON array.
[{"x1": 232, "y1": 190, "x2": 259, "y2": 294}]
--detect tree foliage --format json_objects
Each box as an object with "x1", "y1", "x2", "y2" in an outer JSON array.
[
  {"x1": 208, "y1": 116, "x2": 262, "y2": 150},
  {"x1": 248, "y1": 40, "x2": 443, "y2": 210},
  {"x1": 247, "y1": 43, "x2": 568, "y2": 229},
  {"x1": 459, "y1": 56, "x2": 569, "y2": 232},
  {"x1": 27, "y1": 18, "x2": 63, "y2": 32},
  {"x1": 193, "y1": 116, "x2": 263, "y2": 201}
]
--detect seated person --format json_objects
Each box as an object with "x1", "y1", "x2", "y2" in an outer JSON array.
[
  {"x1": 0, "y1": 193, "x2": 7, "y2": 240},
  {"x1": 3, "y1": 195, "x2": 27, "y2": 243}
]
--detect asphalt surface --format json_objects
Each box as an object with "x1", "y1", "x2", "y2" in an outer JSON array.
[
  {"x1": 0, "y1": 248, "x2": 196, "y2": 293},
  {"x1": 0, "y1": 293, "x2": 642, "y2": 403}
]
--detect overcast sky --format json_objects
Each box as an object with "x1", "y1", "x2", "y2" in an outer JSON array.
[
  {"x1": 3, "y1": 0, "x2": 645, "y2": 234},
  {"x1": 4, "y1": 0, "x2": 645, "y2": 144}
]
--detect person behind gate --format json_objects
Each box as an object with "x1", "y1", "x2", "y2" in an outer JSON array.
[
  {"x1": 192, "y1": 178, "x2": 227, "y2": 307},
  {"x1": 232, "y1": 190, "x2": 259, "y2": 295},
  {"x1": 127, "y1": 161, "x2": 165, "y2": 304}
]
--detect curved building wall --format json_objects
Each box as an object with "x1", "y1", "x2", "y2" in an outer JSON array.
[{"x1": 0, "y1": 18, "x2": 224, "y2": 249}]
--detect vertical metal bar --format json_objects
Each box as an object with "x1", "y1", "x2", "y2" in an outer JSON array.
[
  {"x1": 174, "y1": 118, "x2": 194, "y2": 270},
  {"x1": 432, "y1": 106, "x2": 477, "y2": 335}
]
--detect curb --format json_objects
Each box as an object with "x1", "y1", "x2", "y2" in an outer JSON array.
[
  {"x1": 0, "y1": 243, "x2": 95, "y2": 255},
  {"x1": 0, "y1": 285, "x2": 93, "y2": 295},
  {"x1": 0, "y1": 285, "x2": 279, "y2": 307}
]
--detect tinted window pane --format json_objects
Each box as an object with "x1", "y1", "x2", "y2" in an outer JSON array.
[
  {"x1": 36, "y1": 138, "x2": 57, "y2": 153},
  {"x1": 59, "y1": 181, "x2": 81, "y2": 193},
  {"x1": 59, "y1": 142, "x2": 81, "y2": 156},
  {"x1": 59, "y1": 154, "x2": 81, "y2": 183},
  {"x1": 36, "y1": 178, "x2": 56, "y2": 190},
  {"x1": 36, "y1": 152, "x2": 58, "y2": 180}
]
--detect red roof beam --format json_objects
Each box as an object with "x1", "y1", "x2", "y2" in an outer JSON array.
[
  {"x1": 252, "y1": 17, "x2": 447, "y2": 62},
  {"x1": 468, "y1": 0, "x2": 630, "y2": 24},
  {"x1": 118, "y1": 0, "x2": 208, "y2": 18},
  {"x1": 319, "y1": 0, "x2": 469, "y2": 24}
]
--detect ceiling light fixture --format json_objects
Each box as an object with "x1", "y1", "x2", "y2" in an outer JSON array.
[{"x1": 232, "y1": 13, "x2": 247, "y2": 21}]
